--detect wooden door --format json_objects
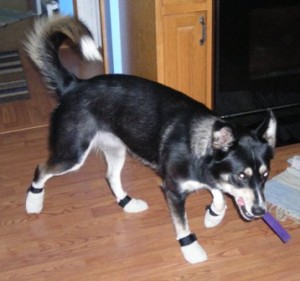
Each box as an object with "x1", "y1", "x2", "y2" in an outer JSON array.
[{"x1": 163, "y1": 11, "x2": 208, "y2": 104}]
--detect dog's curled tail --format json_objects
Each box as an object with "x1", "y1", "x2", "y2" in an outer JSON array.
[{"x1": 25, "y1": 15, "x2": 102, "y2": 98}]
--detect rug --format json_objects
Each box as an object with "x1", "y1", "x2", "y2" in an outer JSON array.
[
  {"x1": 0, "y1": 50, "x2": 30, "y2": 104},
  {"x1": 266, "y1": 156, "x2": 300, "y2": 223},
  {"x1": 0, "y1": 8, "x2": 35, "y2": 27}
]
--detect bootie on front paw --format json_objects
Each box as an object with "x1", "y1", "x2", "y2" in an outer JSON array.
[
  {"x1": 178, "y1": 234, "x2": 208, "y2": 264},
  {"x1": 204, "y1": 204, "x2": 227, "y2": 228}
]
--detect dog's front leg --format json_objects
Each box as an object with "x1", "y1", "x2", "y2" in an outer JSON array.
[
  {"x1": 161, "y1": 184, "x2": 207, "y2": 264},
  {"x1": 204, "y1": 188, "x2": 227, "y2": 228}
]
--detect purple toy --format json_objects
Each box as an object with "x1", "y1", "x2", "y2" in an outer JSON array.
[{"x1": 262, "y1": 212, "x2": 291, "y2": 243}]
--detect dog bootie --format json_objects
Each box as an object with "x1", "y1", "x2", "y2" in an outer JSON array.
[
  {"x1": 204, "y1": 204, "x2": 227, "y2": 228},
  {"x1": 178, "y1": 234, "x2": 208, "y2": 264},
  {"x1": 26, "y1": 187, "x2": 45, "y2": 214},
  {"x1": 118, "y1": 195, "x2": 148, "y2": 213}
]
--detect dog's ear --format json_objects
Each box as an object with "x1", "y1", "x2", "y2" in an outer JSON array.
[
  {"x1": 212, "y1": 121, "x2": 236, "y2": 152},
  {"x1": 255, "y1": 110, "x2": 277, "y2": 148}
]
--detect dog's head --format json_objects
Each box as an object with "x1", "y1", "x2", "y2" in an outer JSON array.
[{"x1": 210, "y1": 111, "x2": 277, "y2": 220}]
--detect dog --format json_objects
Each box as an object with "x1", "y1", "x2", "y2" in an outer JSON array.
[{"x1": 25, "y1": 16, "x2": 277, "y2": 264}]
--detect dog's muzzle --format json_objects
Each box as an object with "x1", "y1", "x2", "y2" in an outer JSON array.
[{"x1": 235, "y1": 197, "x2": 266, "y2": 221}]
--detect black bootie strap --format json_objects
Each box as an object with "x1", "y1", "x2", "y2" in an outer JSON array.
[
  {"x1": 206, "y1": 204, "x2": 221, "y2": 216},
  {"x1": 178, "y1": 233, "x2": 197, "y2": 247},
  {"x1": 27, "y1": 185, "x2": 44, "y2": 194},
  {"x1": 118, "y1": 195, "x2": 132, "y2": 208}
]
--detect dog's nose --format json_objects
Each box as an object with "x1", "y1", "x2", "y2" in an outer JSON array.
[{"x1": 251, "y1": 205, "x2": 266, "y2": 216}]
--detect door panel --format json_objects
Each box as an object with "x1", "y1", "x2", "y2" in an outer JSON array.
[{"x1": 163, "y1": 12, "x2": 207, "y2": 104}]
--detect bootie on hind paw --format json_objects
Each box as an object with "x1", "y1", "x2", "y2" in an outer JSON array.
[
  {"x1": 26, "y1": 189, "x2": 45, "y2": 214},
  {"x1": 118, "y1": 195, "x2": 148, "y2": 213},
  {"x1": 204, "y1": 204, "x2": 227, "y2": 228}
]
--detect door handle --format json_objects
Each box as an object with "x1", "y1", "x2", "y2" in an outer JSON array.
[{"x1": 199, "y1": 16, "x2": 206, "y2": 46}]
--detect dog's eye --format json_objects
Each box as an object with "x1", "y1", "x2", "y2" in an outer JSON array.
[
  {"x1": 263, "y1": 171, "x2": 269, "y2": 178},
  {"x1": 237, "y1": 172, "x2": 246, "y2": 180}
]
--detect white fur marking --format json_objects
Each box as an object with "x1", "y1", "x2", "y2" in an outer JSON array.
[
  {"x1": 210, "y1": 189, "x2": 225, "y2": 211},
  {"x1": 259, "y1": 164, "x2": 267, "y2": 175},
  {"x1": 32, "y1": 174, "x2": 52, "y2": 189},
  {"x1": 104, "y1": 147, "x2": 126, "y2": 199},
  {"x1": 219, "y1": 181, "x2": 258, "y2": 217},
  {"x1": 244, "y1": 167, "x2": 253, "y2": 177},
  {"x1": 80, "y1": 36, "x2": 102, "y2": 61},
  {"x1": 264, "y1": 115, "x2": 277, "y2": 148},
  {"x1": 92, "y1": 131, "x2": 148, "y2": 213},
  {"x1": 92, "y1": 131, "x2": 125, "y2": 151},
  {"x1": 180, "y1": 180, "x2": 208, "y2": 193},
  {"x1": 93, "y1": 132, "x2": 128, "y2": 200}
]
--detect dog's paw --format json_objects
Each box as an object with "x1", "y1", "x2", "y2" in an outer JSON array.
[
  {"x1": 26, "y1": 190, "x2": 45, "y2": 214},
  {"x1": 204, "y1": 204, "x2": 227, "y2": 228},
  {"x1": 180, "y1": 241, "x2": 208, "y2": 264},
  {"x1": 122, "y1": 198, "x2": 149, "y2": 213}
]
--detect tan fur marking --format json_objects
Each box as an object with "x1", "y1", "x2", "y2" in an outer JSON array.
[
  {"x1": 259, "y1": 165, "x2": 267, "y2": 175},
  {"x1": 244, "y1": 167, "x2": 253, "y2": 177}
]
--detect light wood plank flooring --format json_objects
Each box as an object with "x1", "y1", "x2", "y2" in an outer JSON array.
[{"x1": 1, "y1": 127, "x2": 300, "y2": 281}]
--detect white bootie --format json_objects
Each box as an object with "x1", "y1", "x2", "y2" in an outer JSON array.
[
  {"x1": 204, "y1": 204, "x2": 227, "y2": 228},
  {"x1": 178, "y1": 233, "x2": 208, "y2": 264},
  {"x1": 180, "y1": 241, "x2": 208, "y2": 264},
  {"x1": 26, "y1": 190, "x2": 45, "y2": 214},
  {"x1": 123, "y1": 198, "x2": 148, "y2": 213},
  {"x1": 118, "y1": 195, "x2": 148, "y2": 213}
]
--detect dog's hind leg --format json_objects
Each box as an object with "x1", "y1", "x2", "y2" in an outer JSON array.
[
  {"x1": 26, "y1": 164, "x2": 50, "y2": 214},
  {"x1": 161, "y1": 184, "x2": 207, "y2": 264},
  {"x1": 26, "y1": 147, "x2": 91, "y2": 214},
  {"x1": 103, "y1": 144, "x2": 148, "y2": 213},
  {"x1": 204, "y1": 189, "x2": 227, "y2": 228}
]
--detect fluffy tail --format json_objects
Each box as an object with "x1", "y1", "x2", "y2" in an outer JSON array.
[{"x1": 25, "y1": 15, "x2": 102, "y2": 98}]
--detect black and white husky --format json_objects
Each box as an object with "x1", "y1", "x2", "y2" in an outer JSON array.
[{"x1": 25, "y1": 16, "x2": 277, "y2": 264}]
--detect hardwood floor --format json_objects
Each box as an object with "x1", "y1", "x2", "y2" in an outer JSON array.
[
  {"x1": 1, "y1": 128, "x2": 300, "y2": 281},
  {"x1": 0, "y1": 44, "x2": 299, "y2": 280}
]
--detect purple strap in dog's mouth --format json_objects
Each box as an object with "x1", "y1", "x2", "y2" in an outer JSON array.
[
  {"x1": 236, "y1": 198, "x2": 291, "y2": 242},
  {"x1": 262, "y1": 212, "x2": 291, "y2": 243}
]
